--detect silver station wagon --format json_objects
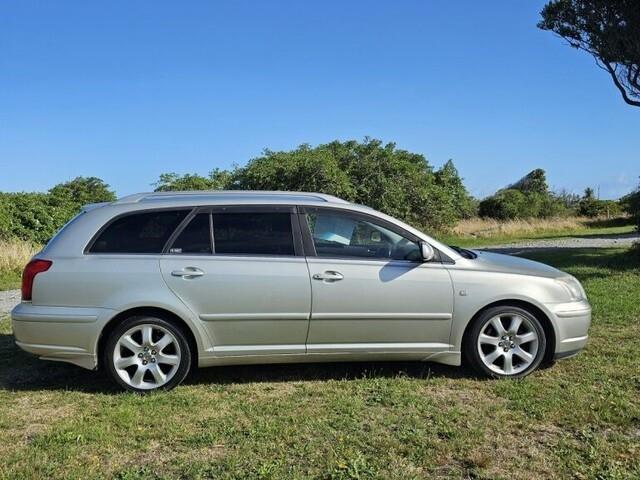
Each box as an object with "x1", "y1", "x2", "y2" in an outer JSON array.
[{"x1": 12, "y1": 191, "x2": 591, "y2": 391}]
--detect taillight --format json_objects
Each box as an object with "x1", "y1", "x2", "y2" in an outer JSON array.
[{"x1": 21, "y1": 259, "x2": 52, "y2": 301}]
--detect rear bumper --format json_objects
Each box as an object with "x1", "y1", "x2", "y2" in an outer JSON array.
[
  {"x1": 547, "y1": 300, "x2": 591, "y2": 357},
  {"x1": 11, "y1": 303, "x2": 115, "y2": 370}
]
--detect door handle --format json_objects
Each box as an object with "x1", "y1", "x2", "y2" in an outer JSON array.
[
  {"x1": 313, "y1": 270, "x2": 344, "y2": 282},
  {"x1": 171, "y1": 267, "x2": 205, "y2": 278}
]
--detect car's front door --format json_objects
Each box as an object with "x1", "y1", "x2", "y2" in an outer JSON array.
[
  {"x1": 300, "y1": 207, "x2": 454, "y2": 355},
  {"x1": 160, "y1": 206, "x2": 311, "y2": 356}
]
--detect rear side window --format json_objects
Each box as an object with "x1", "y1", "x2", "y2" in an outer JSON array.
[
  {"x1": 89, "y1": 210, "x2": 189, "y2": 253},
  {"x1": 213, "y1": 213, "x2": 294, "y2": 255},
  {"x1": 169, "y1": 213, "x2": 212, "y2": 254}
]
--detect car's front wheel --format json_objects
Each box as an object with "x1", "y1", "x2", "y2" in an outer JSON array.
[
  {"x1": 465, "y1": 306, "x2": 546, "y2": 378},
  {"x1": 104, "y1": 316, "x2": 192, "y2": 392}
]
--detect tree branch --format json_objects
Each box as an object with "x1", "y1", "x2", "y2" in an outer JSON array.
[{"x1": 603, "y1": 61, "x2": 640, "y2": 107}]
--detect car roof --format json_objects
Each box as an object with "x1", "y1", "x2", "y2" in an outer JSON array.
[{"x1": 110, "y1": 190, "x2": 351, "y2": 207}]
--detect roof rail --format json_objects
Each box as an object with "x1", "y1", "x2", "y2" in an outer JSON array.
[{"x1": 113, "y1": 190, "x2": 350, "y2": 204}]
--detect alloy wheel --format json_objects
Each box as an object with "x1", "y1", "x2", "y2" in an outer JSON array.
[
  {"x1": 113, "y1": 323, "x2": 182, "y2": 390},
  {"x1": 476, "y1": 313, "x2": 540, "y2": 375}
]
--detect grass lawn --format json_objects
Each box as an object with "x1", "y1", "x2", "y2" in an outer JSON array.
[
  {"x1": 0, "y1": 271, "x2": 21, "y2": 292},
  {"x1": 1, "y1": 248, "x2": 639, "y2": 479}
]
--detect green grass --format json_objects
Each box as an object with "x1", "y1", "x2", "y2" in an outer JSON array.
[
  {"x1": 0, "y1": 271, "x2": 21, "y2": 291},
  {"x1": 1, "y1": 248, "x2": 639, "y2": 479},
  {"x1": 437, "y1": 222, "x2": 636, "y2": 248}
]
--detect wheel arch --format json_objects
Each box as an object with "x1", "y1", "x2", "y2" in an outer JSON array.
[
  {"x1": 97, "y1": 306, "x2": 199, "y2": 369},
  {"x1": 461, "y1": 299, "x2": 556, "y2": 364}
]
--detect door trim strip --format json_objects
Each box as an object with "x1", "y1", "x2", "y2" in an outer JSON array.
[
  {"x1": 200, "y1": 313, "x2": 309, "y2": 322},
  {"x1": 311, "y1": 313, "x2": 452, "y2": 321},
  {"x1": 306, "y1": 342, "x2": 452, "y2": 352}
]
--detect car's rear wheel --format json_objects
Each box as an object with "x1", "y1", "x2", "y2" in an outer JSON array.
[
  {"x1": 104, "y1": 316, "x2": 191, "y2": 392},
  {"x1": 465, "y1": 306, "x2": 546, "y2": 378}
]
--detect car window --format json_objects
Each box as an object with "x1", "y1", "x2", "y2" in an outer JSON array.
[
  {"x1": 168, "y1": 213, "x2": 212, "y2": 254},
  {"x1": 213, "y1": 212, "x2": 295, "y2": 256},
  {"x1": 89, "y1": 210, "x2": 189, "y2": 254},
  {"x1": 306, "y1": 211, "x2": 421, "y2": 261}
]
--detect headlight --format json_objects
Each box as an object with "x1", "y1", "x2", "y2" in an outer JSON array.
[{"x1": 555, "y1": 275, "x2": 587, "y2": 301}]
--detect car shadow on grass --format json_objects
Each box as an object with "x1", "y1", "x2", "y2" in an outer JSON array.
[
  {"x1": 187, "y1": 358, "x2": 473, "y2": 387},
  {"x1": 0, "y1": 332, "x2": 119, "y2": 393},
  {"x1": 0, "y1": 332, "x2": 477, "y2": 393}
]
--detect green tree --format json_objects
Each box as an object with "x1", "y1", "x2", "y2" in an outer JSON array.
[
  {"x1": 234, "y1": 144, "x2": 354, "y2": 200},
  {"x1": 48, "y1": 176, "x2": 116, "y2": 207},
  {"x1": 234, "y1": 139, "x2": 461, "y2": 230},
  {"x1": 508, "y1": 169, "x2": 549, "y2": 195},
  {"x1": 434, "y1": 160, "x2": 476, "y2": 219},
  {"x1": 552, "y1": 188, "x2": 581, "y2": 212},
  {"x1": 155, "y1": 139, "x2": 473, "y2": 230},
  {"x1": 0, "y1": 193, "x2": 61, "y2": 242},
  {"x1": 478, "y1": 169, "x2": 567, "y2": 219},
  {"x1": 578, "y1": 187, "x2": 600, "y2": 217},
  {"x1": 620, "y1": 179, "x2": 640, "y2": 230},
  {"x1": 0, "y1": 177, "x2": 116, "y2": 243},
  {"x1": 539, "y1": 0, "x2": 640, "y2": 107},
  {"x1": 153, "y1": 169, "x2": 235, "y2": 192}
]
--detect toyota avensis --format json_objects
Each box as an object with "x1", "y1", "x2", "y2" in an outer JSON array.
[{"x1": 11, "y1": 191, "x2": 591, "y2": 392}]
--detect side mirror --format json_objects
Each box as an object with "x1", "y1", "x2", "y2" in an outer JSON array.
[{"x1": 420, "y1": 242, "x2": 435, "y2": 262}]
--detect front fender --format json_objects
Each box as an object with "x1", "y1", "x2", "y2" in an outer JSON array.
[{"x1": 446, "y1": 269, "x2": 565, "y2": 351}]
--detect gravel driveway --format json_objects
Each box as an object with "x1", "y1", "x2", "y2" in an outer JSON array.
[
  {"x1": 478, "y1": 232, "x2": 639, "y2": 254},
  {"x1": 0, "y1": 289, "x2": 20, "y2": 316},
  {"x1": 1, "y1": 232, "x2": 637, "y2": 316}
]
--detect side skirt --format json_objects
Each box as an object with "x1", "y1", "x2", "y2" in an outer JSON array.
[{"x1": 199, "y1": 347, "x2": 461, "y2": 368}]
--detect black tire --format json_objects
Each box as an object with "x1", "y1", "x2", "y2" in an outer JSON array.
[
  {"x1": 103, "y1": 315, "x2": 192, "y2": 392},
  {"x1": 464, "y1": 306, "x2": 546, "y2": 379}
]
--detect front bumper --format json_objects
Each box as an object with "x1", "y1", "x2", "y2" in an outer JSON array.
[
  {"x1": 547, "y1": 299, "x2": 591, "y2": 358},
  {"x1": 11, "y1": 303, "x2": 115, "y2": 370}
]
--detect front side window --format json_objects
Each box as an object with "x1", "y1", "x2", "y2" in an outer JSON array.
[
  {"x1": 89, "y1": 210, "x2": 189, "y2": 253},
  {"x1": 306, "y1": 211, "x2": 421, "y2": 261},
  {"x1": 212, "y1": 212, "x2": 295, "y2": 255},
  {"x1": 169, "y1": 213, "x2": 212, "y2": 254}
]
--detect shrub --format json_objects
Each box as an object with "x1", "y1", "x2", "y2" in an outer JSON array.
[
  {"x1": 478, "y1": 189, "x2": 528, "y2": 220},
  {"x1": 154, "y1": 139, "x2": 475, "y2": 231},
  {"x1": 0, "y1": 193, "x2": 62, "y2": 243},
  {"x1": 621, "y1": 189, "x2": 640, "y2": 231},
  {"x1": 479, "y1": 169, "x2": 573, "y2": 220},
  {"x1": 153, "y1": 169, "x2": 233, "y2": 191},
  {"x1": 0, "y1": 177, "x2": 115, "y2": 243}
]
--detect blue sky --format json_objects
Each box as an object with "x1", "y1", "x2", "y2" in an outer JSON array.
[{"x1": 1, "y1": 1, "x2": 638, "y2": 199}]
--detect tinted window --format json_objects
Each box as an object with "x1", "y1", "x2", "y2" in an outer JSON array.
[
  {"x1": 169, "y1": 213, "x2": 212, "y2": 254},
  {"x1": 307, "y1": 211, "x2": 421, "y2": 261},
  {"x1": 90, "y1": 210, "x2": 189, "y2": 253},
  {"x1": 213, "y1": 213, "x2": 294, "y2": 255}
]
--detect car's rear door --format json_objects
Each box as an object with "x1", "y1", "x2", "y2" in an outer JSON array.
[
  {"x1": 300, "y1": 207, "x2": 454, "y2": 354},
  {"x1": 160, "y1": 206, "x2": 311, "y2": 356}
]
